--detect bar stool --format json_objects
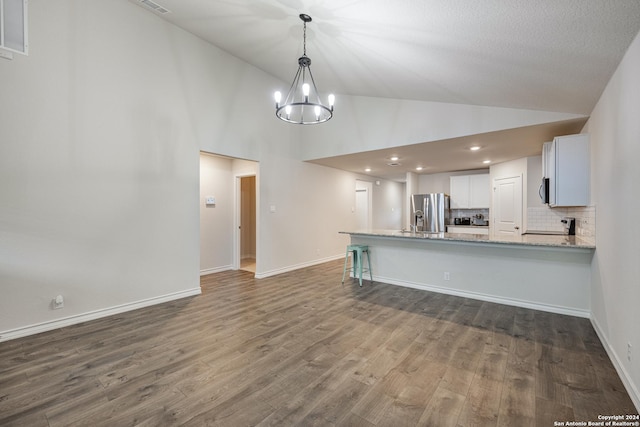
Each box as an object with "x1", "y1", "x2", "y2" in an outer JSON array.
[{"x1": 341, "y1": 244, "x2": 372, "y2": 287}]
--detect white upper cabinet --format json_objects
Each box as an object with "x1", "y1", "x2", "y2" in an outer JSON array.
[
  {"x1": 450, "y1": 175, "x2": 470, "y2": 209},
  {"x1": 469, "y1": 174, "x2": 490, "y2": 208},
  {"x1": 450, "y1": 174, "x2": 490, "y2": 209},
  {"x1": 544, "y1": 134, "x2": 590, "y2": 207}
]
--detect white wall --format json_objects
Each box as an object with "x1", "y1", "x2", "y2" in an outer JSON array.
[
  {"x1": 371, "y1": 180, "x2": 404, "y2": 229},
  {"x1": 255, "y1": 155, "x2": 355, "y2": 277},
  {"x1": 0, "y1": 0, "x2": 211, "y2": 337},
  {"x1": 199, "y1": 154, "x2": 234, "y2": 274},
  {"x1": 527, "y1": 155, "x2": 545, "y2": 207},
  {"x1": 586, "y1": 30, "x2": 640, "y2": 409}
]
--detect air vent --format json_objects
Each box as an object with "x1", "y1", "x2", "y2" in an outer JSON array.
[
  {"x1": 387, "y1": 162, "x2": 401, "y2": 167},
  {"x1": 138, "y1": 0, "x2": 170, "y2": 14}
]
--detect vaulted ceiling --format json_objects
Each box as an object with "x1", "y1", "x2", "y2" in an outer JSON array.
[{"x1": 133, "y1": 0, "x2": 640, "y2": 179}]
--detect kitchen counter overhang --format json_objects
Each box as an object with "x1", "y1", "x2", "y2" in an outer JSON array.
[
  {"x1": 339, "y1": 230, "x2": 594, "y2": 317},
  {"x1": 340, "y1": 229, "x2": 595, "y2": 251}
]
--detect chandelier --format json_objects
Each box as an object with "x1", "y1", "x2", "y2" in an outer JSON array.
[{"x1": 274, "y1": 14, "x2": 334, "y2": 125}]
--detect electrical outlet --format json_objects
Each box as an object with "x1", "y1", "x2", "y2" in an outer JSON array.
[
  {"x1": 628, "y1": 342, "x2": 632, "y2": 361},
  {"x1": 53, "y1": 295, "x2": 64, "y2": 310},
  {"x1": 444, "y1": 272, "x2": 450, "y2": 281}
]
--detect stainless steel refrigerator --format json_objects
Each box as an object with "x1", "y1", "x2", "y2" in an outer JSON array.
[{"x1": 411, "y1": 193, "x2": 450, "y2": 233}]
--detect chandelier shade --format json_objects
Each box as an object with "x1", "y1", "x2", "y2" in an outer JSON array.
[{"x1": 274, "y1": 14, "x2": 334, "y2": 125}]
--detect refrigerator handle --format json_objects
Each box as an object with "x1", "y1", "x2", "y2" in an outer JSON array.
[{"x1": 538, "y1": 179, "x2": 544, "y2": 201}]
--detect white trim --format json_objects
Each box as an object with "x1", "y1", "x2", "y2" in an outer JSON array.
[
  {"x1": 591, "y1": 316, "x2": 640, "y2": 413},
  {"x1": 200, "y1": 265, "x2": 233, "y2": 276},
  {"x1": 0, "y1": 288, "x2": 201, "y2": 343},
  {"x1": 369, "y1": 274, "x2": 591, "y2": 319},
  {"x1": 255, "y1": 253, "x2": 344, "y2": 279}
]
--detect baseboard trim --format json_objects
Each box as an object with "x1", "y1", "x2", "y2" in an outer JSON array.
[
  {"x1": 200, "y1": 265, "x2": 233, "y2": 276},
  {"x1": 0, "y1": 288, "x2": 202, "y2": 343},
  {"x1": 591, "y1": 315, "x2": 640, "y2": 412},
  {"x1": 255, "y1": 254, "x2": 344, "y2": 279},
  {"x1": 368, "y1": 274, "x2": 591, "y2": 319}
]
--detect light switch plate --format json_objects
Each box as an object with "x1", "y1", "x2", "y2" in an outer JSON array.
[{"x1": 205, "y1": 197, "x2": 216, "y2": 205}]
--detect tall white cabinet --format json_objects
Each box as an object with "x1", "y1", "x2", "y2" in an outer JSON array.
[
  {"x1": 544, "y1": 134, "x2": 590, "y2": 207},
  {"x1": 450, "y1": 174, "x2": 490, "y2": 209}
]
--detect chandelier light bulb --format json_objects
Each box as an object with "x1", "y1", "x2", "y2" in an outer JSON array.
[
  {"x1": 274, "y1": 91, "x2": 282, "y2": 107},
  {"x1": 285, "y1": 105, "x2": 292, "y2": 120},
  {"x1": 314, "y1": 106, "x2": 321, "y2": 120},
  {"x1": 302, "y1": 83, "x2": 310, "y2": 102},
  {"x1": 328, "y1": 94, "x2": 335, "y2": 110}
]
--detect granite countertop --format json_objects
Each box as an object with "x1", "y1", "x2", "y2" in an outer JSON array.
[{"x1": 340, "y1": 229, "x2": 595, "y2": 250}]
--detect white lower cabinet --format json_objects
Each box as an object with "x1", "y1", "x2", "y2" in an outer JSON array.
[{"x1": 447, "y1": 226, "x2": 489, "y2": 235}]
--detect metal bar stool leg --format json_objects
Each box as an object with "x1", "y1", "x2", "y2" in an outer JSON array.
[
  {"x1": 341, "y1": 247, "x2": 350, "y2": 284},
  {"x1": 358, "y1": 247, "x2": 364, "y2": 287},
  {"x1": 365, "y1": 248, "x2": 372, "y2": 283}
]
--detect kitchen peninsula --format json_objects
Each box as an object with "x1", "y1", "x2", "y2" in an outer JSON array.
[{"x1": 340, "y1": 230, "x2": 595, "y2": 317}]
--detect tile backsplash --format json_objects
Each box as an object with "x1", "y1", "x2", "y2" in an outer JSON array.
[{"x1": 527, "y1": 206, "x2": 596, "y2": 243}]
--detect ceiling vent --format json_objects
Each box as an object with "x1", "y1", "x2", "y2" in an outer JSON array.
[{"x1": 137, "y1": 0, "x2": 170, "y2": 14}]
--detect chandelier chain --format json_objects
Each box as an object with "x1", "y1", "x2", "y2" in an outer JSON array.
[{"x1": 303, "y1": 20, "x2": 307, "y2": 56}]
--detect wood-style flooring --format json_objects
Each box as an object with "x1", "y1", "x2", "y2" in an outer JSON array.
[
  {"x1": 0, "y1": 259, "x2": 637, "y2": 426},
  {"x1": 240, "y1": 257, "x2": 256, "y2": 274}
]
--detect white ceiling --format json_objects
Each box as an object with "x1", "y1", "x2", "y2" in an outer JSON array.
[{"x1": 134, "y1": 0, "x2": 640, "y2": 179}]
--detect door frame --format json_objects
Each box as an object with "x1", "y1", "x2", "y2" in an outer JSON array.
[{"x1": 234, "y1": 173, "x2": 257, "y2": 271}]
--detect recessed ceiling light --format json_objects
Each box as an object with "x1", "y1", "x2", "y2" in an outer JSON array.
[
  {"x1": 483, "y1": 160, "x2": 491, "y2": 164},
  {"x1": 470, "y1": 146, "x2": 481, "y2": 151},
  {"x1": 390, "y1": 156, "x2": 399, "y2": 161},
  {"x1": 365, "y1": 168, "x2": 371, "y2": 172},
  {"x1": 416, "y1": 166, "x2": 423, "y2": 171}
]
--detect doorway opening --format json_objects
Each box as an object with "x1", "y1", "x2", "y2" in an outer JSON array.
[
  {"x1": 238, "y1": 175, "x2": 256, "y2": 273},
  {"x1": 199, "y1": 152, "x2": 258, "y2": 277}
]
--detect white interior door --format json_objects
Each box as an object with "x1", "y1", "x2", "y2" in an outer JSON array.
[{"x1": 493, "y1": 175, "x2": 523, "y2": 236}]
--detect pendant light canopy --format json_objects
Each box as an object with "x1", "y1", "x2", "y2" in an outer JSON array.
[{"x1": 274, "y1": 14, "x2": 334, "y2": 125}]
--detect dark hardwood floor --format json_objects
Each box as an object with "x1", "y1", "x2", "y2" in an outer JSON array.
[{"x1": 0, "y1": 259, "x2": 637, "y2": 426}]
